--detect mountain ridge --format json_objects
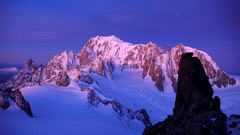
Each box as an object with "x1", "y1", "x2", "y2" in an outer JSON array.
[{"x1": 1, "y1": 35, "x2": 236, "y2": 91}]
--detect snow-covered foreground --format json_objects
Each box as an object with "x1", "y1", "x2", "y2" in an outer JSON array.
[
  {"x1": 0, "y1": 72, "x2": 239, "y2": 135},
  {"x1": 0, "y1": 85, "x2": 144, "y2": 135}
]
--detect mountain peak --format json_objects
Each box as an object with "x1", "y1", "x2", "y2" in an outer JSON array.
[
  {"x1": 3, "y1": 36, "x2": 236, "y2": 91},
  {"x1": 91, "y1": 35, "x2": 126, "y2": 44},
  {"x1": 175, "y1": 43, "x2": 191, "y2": 50}
]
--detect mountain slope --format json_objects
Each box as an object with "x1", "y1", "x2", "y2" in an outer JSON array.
[
  {"x1": 4, "y1": 35, "x2": 234, "y2": 91},
  {"x1": 1, "y1": 72, "x2": 240, "y2": 135},
  {"x1": 0, "y1": 36, "x2": 239, "y2": 135},
  {"x1": 0, "y1": 85, "x2": 145, "y2": 135}
]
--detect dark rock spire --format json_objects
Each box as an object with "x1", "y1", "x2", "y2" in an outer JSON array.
[{"x1": 143, "y1": 52, "x2": 227, "y2": 135}]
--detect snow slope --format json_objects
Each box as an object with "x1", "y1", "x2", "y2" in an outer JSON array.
[
  {"x1": 0, "y1": 85, "x2": 144, "y2": 135},
  {"x1": 91, "y1": 69, "x2": 175, "y2": 123},
  {"x1": 4, "y1": 36, "x2": 236, "y2": 92},
  {"x1": 1, "y1": 73, "x2": 239, "y2": 135}
]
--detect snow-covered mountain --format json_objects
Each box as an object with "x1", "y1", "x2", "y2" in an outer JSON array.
[
  {"x1": 3, "y1": 35, "x2": 236, "y2": 91},
  {"x1": 0, "y1": 35, "x2": 239, "y2": 135}
]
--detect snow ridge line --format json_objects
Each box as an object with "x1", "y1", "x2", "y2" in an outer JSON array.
[{"x1": 80, "y1": 87, "x2": 151, "y2": 126}]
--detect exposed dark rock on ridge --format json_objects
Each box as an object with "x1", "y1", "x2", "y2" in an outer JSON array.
[
  {"x1": 2, "y1": 59, "x2": 41, "y2": 90},
  {"x1": 143, "y1": 52, "x2": 228, "y2": 135},
  {"x1": 80, "y1": 87, "x2": 151, "y2": 126},
  {"x1": 0, "y1": 89, "x2": 10, "y2": 109},
  {"x1": 55, "y1": 71, "x2": 70, "y2": 87},
  {"x1": 0, "y1": 88, "x2": 33, "y2": 117},
  {"x1": 9, "y1": 89, "x2": 33, "y2": 117}
]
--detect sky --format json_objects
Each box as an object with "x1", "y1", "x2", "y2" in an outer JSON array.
[{"x1": 0, "y1": 0, "x2": 239, "y2": 74}]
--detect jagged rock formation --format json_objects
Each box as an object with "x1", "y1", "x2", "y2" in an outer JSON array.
[
  {"x1": 44, "y1": 50, "x2": 76, "y2": 84},
  {"x1": 55, "y1": 71, "x2": 70, "y2": 87},
  {"x1": 9, "y1": 89, "x2": 33, "y2": 117},
  {"x1": 2, "y1": 36, "x2": 236, "y2": 92},
  {"x1": 0, "y1": 88, "x2": 33, "y2": 117},
  {"x1": 173, "y1": 52, "x2": 214, "y2": 114},
  {"x1": 0, "y1": 89, "x2": 10, "y2": 109},
  {"x1": 3, "y1": 59, "x2": 41, "y2": 90},
  {"x1": 80, "y1": 87, "x2": 151, "y2": 126},
  {"x1": 143, "y1": 53, "x2": 228, "y2": 135}
]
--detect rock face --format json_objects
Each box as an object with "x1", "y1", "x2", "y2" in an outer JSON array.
[
  {"x1": 167, "y1": 45, "x2": 236, "y2": 90},
  {"x1": 0, "y1": 88, "x2": 33, "y2": 117},
  {"x1": 55, "y1": 71, "x2": 70, "y2": 87},
  {"x1": 9, "y1": 89, "x2": 33, "y2": 117},
  {"x1": 79, "y1": 74, "x2": 94, "y2": 84},
  {"x1": 2, "y1": 36, "x2": 236, "y2": 92},
  {"x1": 0, "y1": 89, "x2": 10, "y2": 109},
  {"x1": 173, "y1": 53, "x2": 214, "y2": 114},
  {"x1": 143, "y1": 53, "x2": 228, "y2": 135},
  {"x1": 2, "y1": 59, "x2": 42, "y2": 90}
]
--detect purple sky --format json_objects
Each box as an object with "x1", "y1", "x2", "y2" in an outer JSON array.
[{"x1": 0, "y1": 0, "x2": 239, "y2": 74}]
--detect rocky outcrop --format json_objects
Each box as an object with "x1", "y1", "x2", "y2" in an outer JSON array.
[
  {"x1": 55, "y1": 71, "x2": 70, "y2": 87},
  {"x1": 0, "y1": 88, "x2": 33, "y2": 117},
  {"x1": 143, "y1": 53, "x2": 228, "y2": 135},
  {"x1": 173, "y1": 52, "x2": 214, "y2": 114},
  {"x1": 142, "y1": 58, "x2": 164, "y2": 91},
  {"x1": 79, "y1": 74, "x2": 93, "y2": 84},
  {"x1": 81, "y1": 87, "x2": 151, "y2": 126},
  {"x1": 97, "y1": 60, "x2": 107, "y2": 78},
  {"x1": 0, "y1": 89, "x2": 10, "y2": 109},
  {"x1": 44, "y1": 50, "x2": 77, "y2": 82},
  {"x1": 213, "y1": 70, "x2": 236, "y2": 88},
  {"x1": 9, "y1": 89, "x2": 33, "y2": 117},
  {"x1": 3, "y1": 59, "x2": 41, "y2": 90}
]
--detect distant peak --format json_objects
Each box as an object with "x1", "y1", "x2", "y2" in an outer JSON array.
[
  {"x1": 176, "y1": 43, "x2": 187, "y2": 48},
  {"x1": 174, "y1": 43, "x2": 196, "y2": 52},
  {"x1": 146, "y1": 41, "x2": 158, "y2": 47}
]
